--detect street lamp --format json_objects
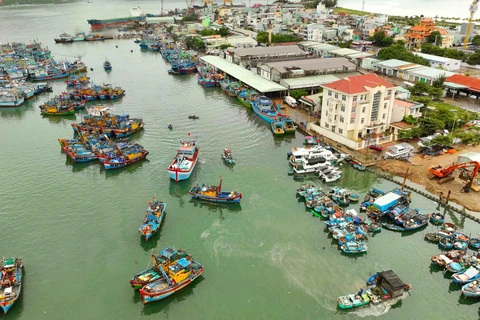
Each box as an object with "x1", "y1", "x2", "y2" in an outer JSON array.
[{"x1": 449, "y1": 109, "x2": 458, "y2": 137}]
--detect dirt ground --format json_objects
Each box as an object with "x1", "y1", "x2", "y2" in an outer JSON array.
[{"x1": 377, "y1": 144, "x2": 480, "y2": 212}]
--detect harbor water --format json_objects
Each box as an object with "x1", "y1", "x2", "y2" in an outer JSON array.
[{"x1": 1, "y1": 2, "x2": 480, "y2": 319}]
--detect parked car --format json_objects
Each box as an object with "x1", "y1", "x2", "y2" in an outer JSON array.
[
  {"x1": 369, "y1": 144, "x2": 383, "y2": 151},
  {"x1": 284, "y1": 96, "x2": 297, "y2": 108}
]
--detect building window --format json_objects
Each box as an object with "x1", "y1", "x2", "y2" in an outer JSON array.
[
  {"x1": 328, "y1": 90, "x2": 332, "y2": 96},
  {"x1": 384, "y1": 103, "x2": 388, "y2": 108},
  {"x1": 353, "y1": 96, "x2": 357, "y2": 102},
  {"x1": 326, "y1": 111, "x2": 329, "y2": 117},
  {"x1": 325, "y1": 122, "x2": 329, "y2": 128},
  {"x1": 342, "y1": 95, "x2": 346, "y2": 101},
  {"x1": 387, "y1": 90, "x2": 392, "y2": 96},
  {"x1": 341, "y1": 106, "x2": 345, "y2": 112},
  {"x1": 340, "y1": 116, "x2": 344, "y2": 123},
  {"x1": 335, "y1": 93, "x2": 338, "y2": 99},
  {"x1": 350, "y1": 118, "x2": 355, "y2": 124},
  {"x1": 371, "y1": 91, "x2": 381, "y2": 121},
  {"x1": 339, "y1": 128, "x2": 343, "y2": 134},
  {"x1": 352, "y1": 107, "x2": 356, "y2": 113},
  {"x1": 382, "y1": 113, "x2": 386, "y2": 119},
  {"x1": 361, "y1": 118, "x2": 365, "y2": 124},
  {"x1": 362, "y1": 107, "x2": 366, "y2": 113}
]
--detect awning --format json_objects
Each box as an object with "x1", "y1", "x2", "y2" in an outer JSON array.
[{"x1": 444, "y1": 82, "x2": 468, "y2": 89}]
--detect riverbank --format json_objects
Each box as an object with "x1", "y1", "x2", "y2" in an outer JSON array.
[{"x1": 378, "y1": 144, "x2": 480, "y2": 212}]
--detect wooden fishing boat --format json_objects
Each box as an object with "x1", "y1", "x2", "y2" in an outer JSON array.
[
  {"x1": 442, "y1": 222, "x2": 457, "y2": 232},
  {"x1": 431, "y1": 250, "x2": 466, "y2": 266},
  {"x1": 439, "y1": 237, "x2": 454, "y2": 250},
  {"x1": 40, "y1": 105, "x2": 75, "y2": 116},
  {"x1": 130, "y1": 248, "x2": 191, "y2": 290},
  {"x1": 189, "y1": 178, "x2": 242, "y2": 204},
  {"x1": 140, "y1": 258, "x2": 204, "y2": 304},
  {"x1": 403, "y1": 213, "x2": 429, "y2": 231},
  {"x1": 0, "y1": 258, "x2": 23, "y2": 314},
  {"x1": 454, "y1": 240, "x2": 468, "y2": 251},
  {"x1": 221, "y1": 149, "x2": 235, "y2": 164},
  {"x1": 462, "y1": 281, "x2": 480, "y2": 297},
  {"x1": 424, "y1": 233, "x2": 443, "y2": 242},
  {"x1": 469, "y1": 238, "x2": 480, "y2": 250},
  {"x1": 340, "y1": 241, "x2": 368, "y2": 254},
  {"x1": 283, "y1": 117, "x2": 296, "y2": 134},
  {"x1": 236, "y1": 88, "x2": 256, "y2": 108},
  {"x1": 349, "y1": 194, "x2": 359, "y2": 203},
  {"x1": 271, "y1": 118, "x2": 285, "y2": 136},
  {"x1": 103, "y1": 59, "x2": 112, "y2": 71},
  {"x1": 452, "y1": 267, "x2": 480, "y2": 284},
  {"x1": 430, "y1": 212, "x2": 445, "y2": 225},
  {"x1": 304, "y1": 136, "x2": 319, "y2": 145},
  {"x1": 103, "y1": 148, "x2": 149, "y2": 170},
  {"x1": 63, "y1": 146, "x2": 98, "y2": 162},
  {"x1": 138, "y1": 197, "x2": 166, "y2": 241},
  {"x1": 381, "y1": 223, "x2": 405, "y2": 232}
]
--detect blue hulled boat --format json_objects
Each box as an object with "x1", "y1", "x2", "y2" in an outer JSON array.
[
  {"x1": 251, "y1": 96, "x2": 277, "y2": 123},
  {"x1": 0, "y1": 258, "x2": 23, "y2": 314},
  {"x1": 138, "y1": 197, "x2": 166, "y2": 241},
  {"x1": 452, "y1": 267, "x2": 480, "y2": 284},
  {"x1": 104, "y1": 59, "x2": 112, "y2": 71},
  {"x1": 462, "y1": 281, "x2": 480, "y2": 297},
  {"x1": 189, "y1": 178, "x2": 242, "y2": 204}
]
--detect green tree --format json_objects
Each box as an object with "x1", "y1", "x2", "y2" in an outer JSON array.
[
  {"x1": 419, "y1": 117, "x2": 445, "y2": 135},
  {"x1": 377, "y1": 44, "x2": 430, "y2": 66},
  {"x1": 432, "y1": 75, "x2": 446, "y2": 88},
  {"x1": 182, "y1": 13, "x2": 199, "y2": 22},
  {"x1": 290, "y1": 89, "x2": 309, "y2": 100},
  {"x1": 396, "y1": 39, "x2": 406, "y2": 47},
  {"x1": 403, "y1": 115, "x2": 419, "y2": 124},
  {"x1": 166, "y1": 26, "x2": 174, "y2": 33},
  {"x1": 444, "y1": 48, "x2": 467, "y2": 60},
  {"x1": 338, "y1": 40, "x2": 353, "y2": 48},
  {"x1": 466, "y1": 51, "x2": 480, "y2": 65},
  {"x1": 218, "y1": 27, "x2": 230, "y2": 37},
  {"x1": 381, "y1": 36, "x2": 394, "y2": 47},
  {"x1": 472, "y1": 35, "x2": 480, "y2": 46},
  {"x1": 372, "y1": 30, "x2": 385, "y2": 43},
  {"x1": 409, "y1": 82, "x2": 430, "y2": 96},
  {"x1": 428, "y1": 31, "x2": 442, "y2": 45},
  {"x1": 200, "y1": 29, "x2": 218, "y2": 36},
  {"x1": 322, "y1": 0, "x2": 337, "y2": 8},
  {"x1": 455, "y1": 131, "x2": 480, "y2": 144},
  {"x1": 256, "y1": 32, "x2": 301, "y2": 44},
  {"x1": 431, "y1": 135, "x2": 453, "y2": 147}
]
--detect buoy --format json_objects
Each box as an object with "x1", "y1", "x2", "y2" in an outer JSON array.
[
  {"x1": 131, "y1": 50, "x2": 133, "y2": 52},
  {"x1": 90, "y1": 68, "x2": 93, "y2": 71},
  {"x1": 116, "y1": 45, "x2": 118, "y2": 48}
]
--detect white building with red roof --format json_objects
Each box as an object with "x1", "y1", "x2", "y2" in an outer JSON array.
[{"x1": 311, "y1": 74, "x2": 397, "y2": 150}]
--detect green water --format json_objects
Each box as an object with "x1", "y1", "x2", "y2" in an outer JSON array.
[{"x1": 1, "y1": 3, "x2": 480, "y2": 319}]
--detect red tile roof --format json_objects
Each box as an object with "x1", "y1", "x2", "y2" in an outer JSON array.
[
  {"x1": 446, "y1": 74, "x2": 480, "y2": 92},
  {"x1": 322, "y1": 73, "x2": 395, "y2": 94},
  {"x1": 394, "y1": 99, "x2": 417, "y2": 108}
]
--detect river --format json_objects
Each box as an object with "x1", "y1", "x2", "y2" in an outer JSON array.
[{"x1": 0, "y1": 2, "x2": 479, "y2": 320}]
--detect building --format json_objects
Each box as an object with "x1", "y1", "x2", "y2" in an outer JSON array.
[
  {"x1": 373, "y1": 59, "x2": 422, "y2": 78},
  {"x1": 309, "y1": 74, "x2": 396, "y2": 150},
  {"x1": 225, "y1": 45, "x2": 306, "y2": 67},
  {"x1": 302, "y1": 24, "x2": 325, "y2": 42},
  {"x1": 457, "y1": 152, "x2": 480, "y2": 164},
  {"x1": 258, "y1": 57, "x2": 357, "y2": 82},
  {"x1": 404, "y1": 18, "x2": 437, "y2": 48},
  {"x1": 413, "y1": 52, "x2": 461, "y2": 71},
  {"x1": 444, "y1": 74, "x2": 480, "y2": 98},
  {"x1": 391, "y1": 99, "x2": 423, "y2": 123},
  {"x1": 438, "y1": 29, "x2": 455, "y2": 48},
  {"x1": 402, "y1": 66, "x2": 455, "y2": 86},
  {"x1": 203, "y1": 36, "x2": 258, "y2": 53}
]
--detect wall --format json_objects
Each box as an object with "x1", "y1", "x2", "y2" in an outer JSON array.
[{"x1": 308, "y1": 123, "x2": 363, "y2": 150}]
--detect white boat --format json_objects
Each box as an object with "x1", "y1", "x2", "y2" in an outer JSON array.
[
  {"x1": 323, "y1": 172, "x2": 342, "y2": 183},
  {"x1": 289, "y1": 146, "x2": 337, "y2": 165},
  {"x1": 384, "y1": 143, "x2": 414, "y2": 159},
  {"x1": 293, "y1": 157, "x2": 331, "y2": 174},
  {"x1": 0, "y1": 89, "x2": 25, "y2": 107},
  {"x1": 317, "y1": 166, "x2": 341, "y2": 178}
]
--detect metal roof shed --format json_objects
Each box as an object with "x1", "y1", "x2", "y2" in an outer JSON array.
[
  {"x1": 200, "y1": 56, "x2": 287, "y2": 93},
  {"x1": 328, "y1": 48, "x2": 359, "y2": 57}
]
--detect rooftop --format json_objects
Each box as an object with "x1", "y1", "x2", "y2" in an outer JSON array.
[
  {"x1": 374, "y1": 59, "x2": 417, "y2": 68},
  {"x1": 328, "y1": 48, "x2": 360, "y2": 56},
  {"x1": 394, "y1": 99, "x2": 420, "y2": 108},
  {"x1": 445, "y1": 74, "x2": 480, "y2": 92},
  {"x1": 200, "y1": 56, "x2": 287, "y2": 93},
  {"x1": 413, "y1": 52, "x2": 460, "y2": 63},
  {"x1": 405, "y1": 66, "x2": 455, "y2": 79},
  {"x1": 322, "y1": 73, "x2": 395, "y2": 95},
  {"x1": 280, "y1": 72, "x2": 361, "y2": 90},
  {"x1": 264, "y1": 57, "x2": 356, "y2": 73},
  {"x1": 229, "y1": 45, "x2": 305, "y2": 57},
  {"x1": 379, "y1": 270, "x2": 407, "y2": 290},
  {"x1": 390, "y1": 121, "x2": 417, "y2": 129}
]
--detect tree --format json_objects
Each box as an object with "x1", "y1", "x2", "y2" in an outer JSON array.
[
  {"x1": 409, "y1": 82, "x2": 430, "y2": 96},
  {"x1": 290, "y1": 89, "x2": 309, "y2": 101},
  {"x1": 403, "y1": 115, "x2": 419, "y2": 124},
  {"x1": 466, "y1": 51, "x2": 480, "y2": 65},
  {"x1": 396, "y1": 40, "x2": 405, "y2": 47},
  {"x1": 381, "y1": 36, "x2": 394, "y2": 47},
  {"x1": 431, "y1": 135, "x2": 453, "y2": 147},
  {"x1": 322, "y1": 0, "x2": 337, "y2": 8},
  {"x1": 166, "y1": 26, "x2": 174, "y2": 33},
  {"x1": 419, "y1": 117, "x2": 445, "y2": 136},
  {"x1": 377, "y1": 44, "x2": 430, "y2": 66},
  {"x1": 432, "y1": 75, "x2": 446, "y2": 88},
  {"x1": 472, "y1": 35, "x2": 480, "y2": 46},
  {"x1": 200, "y1": 29, "x2": 218, "y2": 36},
  {"x1": 428, "y1": 31, "x2": 442, "y2": 45},
  {"x1": 218, "y1": 27, "x2": 230, "y2": 37},
  {"x1": 372, "y1": 30, "x2": 385, "y2": 43}
]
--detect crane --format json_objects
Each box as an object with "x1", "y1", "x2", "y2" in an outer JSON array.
[{"x1": 464, "y1": 0, "x2": 478, "y2": 49}]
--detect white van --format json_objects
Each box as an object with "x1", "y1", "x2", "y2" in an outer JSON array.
[{"x1": 285, "y1": 96, "x2": 297, "y2": 108}]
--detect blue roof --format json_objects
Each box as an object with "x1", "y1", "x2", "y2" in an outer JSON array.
[
  {"x1": 160, "y1": 247, "x2": 177, "y2": 258},
  {"x1": 177, "y1": 258, "x2": 190, "y2": 268}
]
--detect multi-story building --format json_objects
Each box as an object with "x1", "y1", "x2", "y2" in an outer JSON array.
[
  {"x1": 313, "y1": 74, "x2": 397, "y2": 149},
  {"x1": 404, "y1": 18, "x2": 454, "y2": 48}
]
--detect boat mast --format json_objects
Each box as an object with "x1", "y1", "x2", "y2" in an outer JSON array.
[{"x1": 218, "y1": 176, "x2": 222, "y2": 195}]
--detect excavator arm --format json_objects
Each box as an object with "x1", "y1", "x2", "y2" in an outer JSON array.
[{"x1": 429, "y1": 161, "x2": 480, "y2": 179}]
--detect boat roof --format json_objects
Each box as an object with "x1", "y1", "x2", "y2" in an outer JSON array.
[
  {"x1": 465, "y1": 267, "x2": 479, "y2": 278},
  {"x1": 160, "y1": 247, "x2": 177, "y2": 258},
  {"x1": 177, "y1": 258, "x2": 190, "y2": 268},
  {"x1": 378, "y1": 270, "x2": 406, "y2": 290},
  {"x1": 374, "y1": 192, "x2": 401, "y2": 206}
]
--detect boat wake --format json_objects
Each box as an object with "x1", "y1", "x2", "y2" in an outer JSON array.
[{"x1": 347, "y1": 292, "x2": 410, "y2": 317}]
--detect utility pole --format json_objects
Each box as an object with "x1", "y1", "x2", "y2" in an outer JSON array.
[
  {"x1": 362, "y1": 0, "x2": 365, "y2": 12},
  {"x1": 161, "y1": 0, "x2": 163, "y2": 14}
]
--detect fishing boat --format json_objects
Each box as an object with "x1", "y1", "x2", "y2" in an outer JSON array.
[
  {"x1": 430, "y1": 212, "x2": 445, "y2": 225},
  {"x1": 236, "y1": 88, "x2": 256, "y2": 108},
  {"x1": 271, "y1": 117, "x2": 285, "y2": 136},
  {"x1": 40, "y1": 105, "x2": 75, "y2": 116},
  {"x1": 304, "y1": 136, "x2": 319, "y2": 145},
  {"x1": 104, "y1": 59, "x2": 112, "y2": 71},
  {"x1": 197, "y1": 74, "x2": 216, "y2": 87},
  {"x1": 337, "y1": 270, "x2": 410, "y2": 309},
  {"x1": 340, "y1": 241, "x2": 368, "y2": 254},
  {"x1": 167, "y1": 139, "x2": 199, "y2": 182},
  {"x1": 452, "y1": 267, "x2": 480, "y2": 284},
  {"x1": 103, "y1": 144, "x2": 149, "y2": 170},
  {"x1": 349, "y1": 194, "x2": 359, "y2": 203},
  {"x1": 442, "y1": 222, "x2": 457, "y2": 233},
  {"x1": 282, "y1": 117, "x2": 296, "y2": 134},
  {"x1": 63, "y1": 146, "x2": 98, "y2": 162},
  {"x1": 221, "y1": 149, "x2": 235, "y2": 164},
  {"x1": 85, "y1": 33, "x2": 104, "y2": 41},
  {"x1": 0, "y1": 89, "x2": 25, "y2": 107},
  {"x1": 220, "y1": 79, "x2": 241, "y2": 96},
  {"x1": 424, "y1": 233, "x2": 443, "y2": 242},
  {"x1": 462, "y1": 281, "x2": 480, "y2": 298},
  {"x1": 0, "y1": 257, "x2": 23, "y2": 314},
  {"x1": 73, "y1": 32, "x2": 86, "y2": 41},
  {"x1": 469, "y1": 238, "x2": 480, "y2": 250},
  {"x1": 54, "y1": 32, "x2": 73, "y2": 43},
  {"x1": 168, "y1": 124, "x2": 173, "y2": 130},
  {"x1": 439, "y1": 237, "x2": 454, "y2": 250},
  {"x1": 403, "y1": 213, "x2": 429, "y2": 231},
  {"x1": 251, "y1": 95, "x2": 277, "y2": 123},
  {"x1": 454, "y1": 240, "x2": 468, "y2": 251},
  {"x1": 431, "y1": 251, "x2": 466, "y2": 266},
  {"x1": 189, "y1": 178, "x2": 242, "y2": 204},
  {"x1": 130, "y1": 248, "x2": 192, "y2": 290},
  {"x1": 188, "y1": 115, "x2": 199, "y2": 119},
  {"x1": 138, "y1": 197, "x2": 166, "y2": 241},
  {"x1": 382, "y1": 223, "x2": 405, "y2": 232},
  {"x1": 140, "y1": 258, "x2": 204, "y2": 304},
  {"x1": 323, "y1": 172, "x2": 342, "y2": 183}
]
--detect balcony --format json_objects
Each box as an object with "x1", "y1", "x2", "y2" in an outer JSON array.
[{"x1": 363, "y1": 122, "x2": 385, "y2": 129}]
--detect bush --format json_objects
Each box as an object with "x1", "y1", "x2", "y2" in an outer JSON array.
[
  {"x1": 257, "y1": 32, "x2": 301, "y2": 44},
  {"x1": 403, "y1": 115, "x2": 419, "y2": 124},
  {"x1": 290, "y1": 89, "x2": 309, "y2": 101},
  {"x1": 455, "y1": 131, "x2": 480, "y2": 144},
  {"x1": 431, "y1": 135, "x2": 453, "y2": 147}
]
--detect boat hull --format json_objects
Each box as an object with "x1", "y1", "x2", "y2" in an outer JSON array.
[
  {"x1": 167, "y1": 148, "x2": 199, "y2": 182},
  {"x1": 252, "y1": 104, "x2": 275, "y2": 124},
  {"x1": 189, "y1": 193, "x2": 242, "y2": 204},
  {"x1": 103, "y1": 151, "x2": 149, "y2": 170},
  {"x1": 0, "y1": 97, "x2": 25, "y2": 108}
]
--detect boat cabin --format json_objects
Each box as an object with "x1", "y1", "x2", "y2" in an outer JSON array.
[
  {"x1": 373, "y1": 192, "x2": 402, "y2": 213},
  {"x1": 385, "y1": 143, "x2": 414, "y2": 159},
  {"x1": 376, "y1": 270, "x2": 407, "y2": 298},
  {"x1": 168, "y1": 258, "x2": 192, "y2": 283}
]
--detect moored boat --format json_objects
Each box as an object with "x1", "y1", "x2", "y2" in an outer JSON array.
[
  {"x1": 430, "y1": 212, "x2": 445, "y2": 225},
  {"x1": 138, "y1": 197, "x2": 166, "y2": 241},
  {"x1": 102, "y1": 145, "x2": 149, "y2": 170},
  {"x1": 167, "y1": 139, "x2": 199, "y2": 182},
  {"x1": 271, "y1": 118, "x2": 285, "y2": 136},
  {"x1": 104, "y1": 59, "x2": 112, "y2": 71},
  {"x1": 189, "y1": 178, "x2": 242, "y2": 204},
  {"x1": 0, "y1": 89, "x2": 25, "y2": 108},
  {"x1": 462, "y1": 281, "x2": 480, "y2": 298},
  {"x1": 452, "y1": 267, "x2": 480, "y2": 284},
  {"x1": 221, "y1": 149, "x2": 235, "y2": 164},
  {"x1": 140, "y1": 258, "x2": 204, "y2": 304},
  {"x1": 0, "y1": 257, "x2": 24, "y2": 314}
]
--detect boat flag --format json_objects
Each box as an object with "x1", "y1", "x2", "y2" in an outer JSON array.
[{"x1": 188, "y1": 132, "x2": 190, "y2": 136}]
